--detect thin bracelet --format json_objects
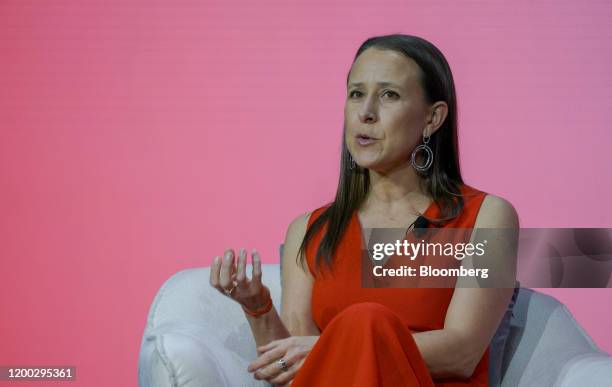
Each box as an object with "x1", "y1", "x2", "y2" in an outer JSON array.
[{"x1": 242, "y1": 290, "x2": 273, "y2": 317}]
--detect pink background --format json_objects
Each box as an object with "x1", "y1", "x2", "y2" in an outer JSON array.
[{"x1": 1, "y1": 1, "x2": 611, "y2": 385}]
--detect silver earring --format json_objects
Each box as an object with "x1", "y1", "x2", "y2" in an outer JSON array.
[
  {"x1": 349, "y1": 154, "x2": 356, "y2": 170},
  {"x1": 411, "y1": 132, "x2": 433, "y2": 173}
]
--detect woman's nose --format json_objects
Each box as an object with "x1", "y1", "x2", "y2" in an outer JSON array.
[
  {"x1": 360, "y1": 111, "x2": 377, "y2": 122},
  {"x1": 359, "y1": 103, "x2": 378, "y2": 122}
]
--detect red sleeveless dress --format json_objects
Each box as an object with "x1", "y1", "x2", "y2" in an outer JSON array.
[{"x1": 291, "y1": 184, "x2": 489, "y2": 387}]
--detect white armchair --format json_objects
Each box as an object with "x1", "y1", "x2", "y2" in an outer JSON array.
[{"x1": 138, "y1": 247, "x2": 612, "y2": 386}]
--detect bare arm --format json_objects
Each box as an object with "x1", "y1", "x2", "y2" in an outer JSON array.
[
  {"x1": 243, "y1": 211, "x2": 320, "y2": 353},
  {"x1": 412, "y1": 194, "x2": 520, "y2": 379},
  {"x1": 279, "y1": 212, "x2": 320, "y2": 337}
]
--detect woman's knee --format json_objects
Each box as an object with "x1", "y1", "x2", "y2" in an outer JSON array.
[{"x1": 332, "y1": 302, "x2": 401, "y2": 325}]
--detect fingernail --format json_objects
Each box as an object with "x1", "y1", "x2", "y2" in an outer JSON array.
[{"x1": 214, "y1": 256, "x2": 220, "y2": 264}]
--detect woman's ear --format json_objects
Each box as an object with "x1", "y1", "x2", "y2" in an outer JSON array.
[{"x1": 426, "y1": 101, "x2": 448, "y2": 135}]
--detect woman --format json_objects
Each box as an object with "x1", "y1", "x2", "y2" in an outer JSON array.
[{"x1": 209, "y1": 34, "x2": 519, "y2": 386}]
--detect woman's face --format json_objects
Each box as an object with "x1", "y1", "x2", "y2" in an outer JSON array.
[{"x1": 344, "y1": 47, "x2": 434, "y2": 172}]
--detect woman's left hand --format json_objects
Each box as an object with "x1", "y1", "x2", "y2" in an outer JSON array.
[{"x1": 247, "y1": 335, "x2": 319, "y2": 386}]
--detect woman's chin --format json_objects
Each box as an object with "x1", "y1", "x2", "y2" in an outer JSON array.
[
  {"x1": 356, "y1": 162, "x2": 380, "y2": 171},
  {"x1": 360, "y1": 162, "x2": 402, "y2": 174}
]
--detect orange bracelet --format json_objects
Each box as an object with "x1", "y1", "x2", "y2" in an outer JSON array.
[{"x1": 242, "y1": 290, "x2": 273, "y2": 317}]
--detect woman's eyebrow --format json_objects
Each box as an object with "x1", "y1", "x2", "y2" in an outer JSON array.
[{"x1": 348, "y1": 81, "x2": 402, "y2": 88}]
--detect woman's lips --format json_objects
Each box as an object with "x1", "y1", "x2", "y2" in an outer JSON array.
[{"x1": 357, "y1": 137, "x2": 377, "y2": 146}]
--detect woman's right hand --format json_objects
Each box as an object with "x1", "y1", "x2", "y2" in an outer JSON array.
[{"x1": 209, "y1": 248, "x2": 271, "y2": 312}]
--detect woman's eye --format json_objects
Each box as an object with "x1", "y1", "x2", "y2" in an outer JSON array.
[
  {"x1": 382, "y1": 90, "x2": 398, "y2": 98},
  {"x1": 349, "y1": 90, "x2": 398, "y2": 99}
]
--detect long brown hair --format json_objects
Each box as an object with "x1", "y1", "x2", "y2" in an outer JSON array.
[{"x1": 298, "y1": 34, "x2": 466, "y2": 277}]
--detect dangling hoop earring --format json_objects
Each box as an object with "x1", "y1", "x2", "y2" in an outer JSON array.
[
  {"x1": 411, "y1": 132, "x2": 433, "y2": 173},
  {"x1": 349, "y1": 154, "x2": 356, "y2": 170}
]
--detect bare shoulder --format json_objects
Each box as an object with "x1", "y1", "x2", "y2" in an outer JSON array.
[
  {"x1": 285, "y1": 212, "x2": 313, "y2": 251},
  {"x1": 476, "y1": 194, "x2": 520, "y2": 229},
  {"x1": 287, "y1": 211, "x2": 312, "y2": 233},
  {"x1": 283, "y1": 210, "x2": 314, "y2": 272}
]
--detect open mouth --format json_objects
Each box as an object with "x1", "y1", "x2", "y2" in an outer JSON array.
[
  {"x1": 357, "y1": 133, "x2": 379, "y2": 140},
  {"x1": 357, "y1": 135, "x2": 378, "y2": 145}
]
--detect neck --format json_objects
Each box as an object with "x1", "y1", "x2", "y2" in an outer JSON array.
[{"x1": 365, "y1": 161, "x2": 427, "y2": 210}]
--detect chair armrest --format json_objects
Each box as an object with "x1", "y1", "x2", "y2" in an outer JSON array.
[
  {"x1": 502, "y1": 289, "x2": 611, "y2": 387},
  {"x1": 557, "y1": 352, "x2": 612, "y2": 387},
  {"x1": 138, "y1": 265, "x2": 281, "y2": 387}
]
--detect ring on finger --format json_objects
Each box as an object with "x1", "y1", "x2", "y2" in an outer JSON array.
[
  {"x1": 276, "y1": 358, "x2": 289, "y2": 372},
  {"x1": 224, "y1": 285, "x2": 236, "y2": 296}
]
